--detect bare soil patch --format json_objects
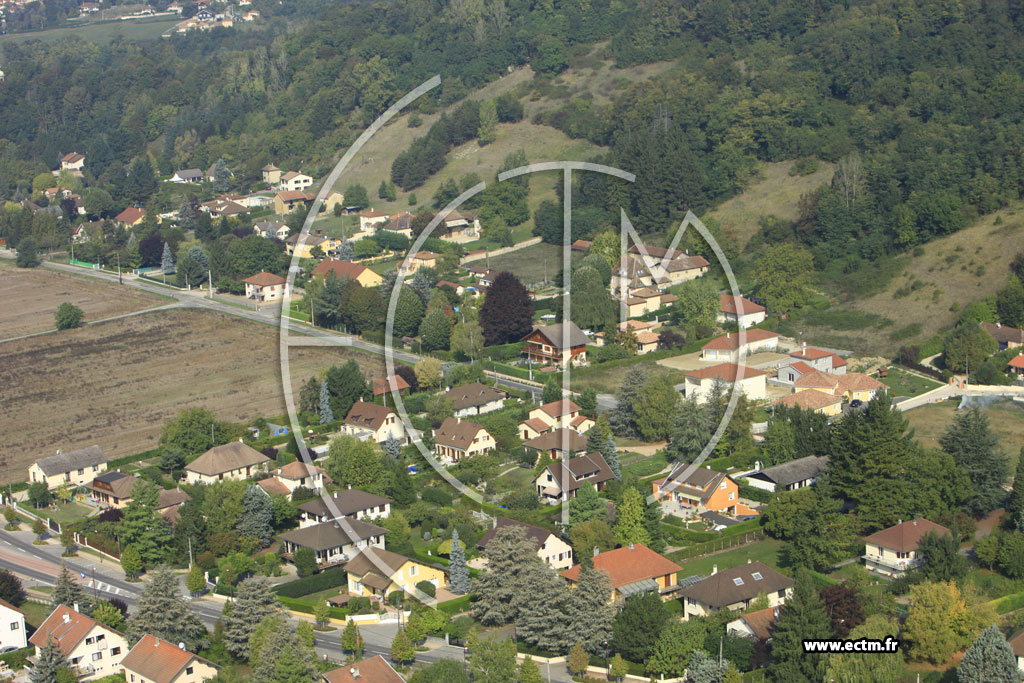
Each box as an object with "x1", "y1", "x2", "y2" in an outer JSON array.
[
  {"x1": 0, "y1": 308, "x2": 386, "y2": 483},
  {"x1": 0, "y1": 263, "x2": 165, "y2": 339}
]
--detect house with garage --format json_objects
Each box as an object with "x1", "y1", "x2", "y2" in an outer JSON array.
[
  {"x1": 862, "y1": 518, "x2": 952, "y2": 578},
  {"x1": 651, "y1": 467, "x2": 757, "y2": 518},
  {"x1": 311, "y1": 258, "x2": 384, "y2": 288},
  {"x1": 30, "y1": 605, "x2": 128, "y2": 681},
  {"x1": 342, "y1": 401, "x2": 408, "y2": 445},
  {"x1": 741, "y1": 455, "x2": 829, "y2": 493},
  {"x1": 322, "y1": 656, "x2": 405, "y2": 683},
  {"x1": 773, "y1": 389, "x2": 844, "y2": 417},
  {"x1": 521, "y1": 322, "x2": 589, "y2": 368},
  {"x1": 119, "y1": 634, "x2": 219, "y2": 683},
  {"x1": 29, "y1": 445, "x2": 108, "y2": 489},
  {"x1": 243, "y1": 271, "x2": 288, "y2": 302},
  {"x1": 982, "y1": 321, "x2": 1024, "y2": 350},
  {"x1": 679, "y1": 562, "x2": 793, "y2": 621},
  {"x1": 297, "y1": 490, "x2": 391, "y2": 528},
  {"x1": 477, "y1": 517, "x2": 574, "y2": 570},
  {"x1": 279, "y1": 518, "x2": 387, "y2": 568},
  {"x1": 86, "y1": 471, "x2": 140, "y2": 508},
  {"x1": 433, "y1": 418, "x2": 495, "y2": 464},
  {"x1": 718, "y1": 293, "x2": 766, "y2": 328},
  {"x1": 0, "y1": 599, "x2": 26, "y2": 652},
  {"x1": 523, "y1": 428, "x2": 589, "y2": 462},
  {"x1": 445, "y1": 382, "x2": 507, "y2": 418},
  {"x1": 344, "y1": 547, "x2": 446, "y2": 599},
  {"x1": 562, "y1": 544, "x2": 681, "y2": 603},
  {"x1": 534, "y1": 453, "x2": 615, "y2": 502},
  {"x1": 682, "y1": 363, "x2": 767, "y2": 404},
  {"x1": 700, "y1": 329, "x2": 779, "y2": 362},
  {"x1": 184, "y1": 441, "x2": 271, "y2": 485}
]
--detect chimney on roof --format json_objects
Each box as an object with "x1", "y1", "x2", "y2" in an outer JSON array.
[
  {"x1": 747, "y1": 558, "x2": 751, "y2": 564},
  {"x1": 238, "y1": 438, "x2": 243, "y2": 443},
  {"x1": 178, "y1": 642, "x2": 185, "y2": 650},
  {"x1": 628, "y1": 542, "x2": 634, "y2": 551},
  {"x1": 348, "y1": 484, "x2": 352, "y2": 490},
  {"x1": 997, "y1": 322, "x2": 1002, "y2": 328},
  {"x1": 773, "y1": 608, "x2": 779, "y2": 618},
  {"x1": 492, "y1": 518, "x2": 497, "y2": 529},
  {"x1": 913, "y1": 519, "x2": 917, "y2": 526},
  {"x1": 350, "y1": 667, "x2": 360, "y2": 679},
  {"x1": 712, "y1": 564, "x2": 717, "y2": 575},
  {"x1": 63, "y1": 612, "x2": 71, "y2": 624},
  {"x1": 593, "y1": 546, "x2": 599, "y2": 557}
]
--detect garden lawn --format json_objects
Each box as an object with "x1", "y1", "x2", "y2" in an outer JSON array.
[
  {"x1": 19, "y1": 600, "x2": 54, "y2": 629},
  {"x1": 297, "y1": 586, "x2": 346, "y2": 604},
  {"x1": 880, "y1": 367, "x2": 942, "y2": 397},
  {"x1": 672, "y1": 539, "x2": 787, "y2": 578},
  {"x1": 46, "y1": 502, "x2": 93, "y2": 525}
]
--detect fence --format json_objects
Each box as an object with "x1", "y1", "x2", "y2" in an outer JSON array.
[
  {"x1": 460, "y1": 237, "x2": 542, "y2": 264},
  {"x1": 667, "y1": 529, "x2": 766, "y2": 563}
]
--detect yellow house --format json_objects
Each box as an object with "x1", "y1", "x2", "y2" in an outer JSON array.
[
  {"x1": 562, "y1": 544, "x2": 681, "y2": 603},
  {"x1": 836, "y1": 373, "x2": 887, "y2": 402},
  {"x1": 773, "y1": 389, "x2": 843, "y2": 417},
  {"x1": 312, "y1": 259, "x2": 384, "y2": 288},
  {"x1": 344, "y1": 547, "x2": 446, "y2": 598},
  {"x1": 862, "y1": 518, "x2": 952, "y2": 577},
  {"x1": 274, "y1": 190, "x2": 314, "y2": 214},
  {"x1": 119, "y1": 634, "x2": 219, "y2": 683},
  {"x1": 29, "y1": 445, "x2": 108, "y2": 489}
]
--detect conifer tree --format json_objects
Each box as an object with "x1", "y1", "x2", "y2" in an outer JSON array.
[
  {"x1": 669, "y1": 396, "x2": 710, "y2": 462},
  {"x1": 53, "y1": 563, "x2": 91, "y2": 615},
  {"x1": 567, "y1": 641, "x2": 589, "y2": 677},
  {"x1": 472, "y1": 526, "x2": 544, "y2": 625},
  {"x1": 120, "y1": 480, "x2": 165, "y2": 566},
  {"x1": 1011, "y1": 447, "x2": 1024, "y2": 531},
  {"x1": 222, "y1": 577, "x2": 280, "y2": 658},
  {"x1": 319, "y1": 379, "x2": 333, "y2": 424},
  {"x1": 341, "y1": 619, "x2": 363, "y2": 657},
  {"x1": 126, "y1": 565, "x2": 208, "y2": 652},
  {"x1": 940, "y1": 407, "x2": 1009, "y2": 515},
  {"x1": 448, "y1": 528, "x2": 470, "y2": 594},
  {"x1": 563, "y1": 564, "x2": 614, "y2": 653},
  {"x1": 30, "y1": 639, "x2": 67, "y2": 683},
  {"x1": 383, "y1": 433, "x2": 401, "y2": 459},
  {"x1": 958, "y1": 624, "x2": 1018, "y2": 683},
  {"x1": 688, "y1": 650, "x2": 730, "y2": 683},
  {"x1": 236, "y1": 485, "x2": 274, "y2": 548},
  {"x1": 516, "y1": 564, "x2": 569, "y2": 652},
  {"x1": 603, "y1": 435, "x2": 621, "y2": 479},
  {"x1": 518, "y1": 655, "x2": 544, "y2": 683},
  {"x1": 767, "y1": 570, "x2": 831, "y2": 682}
]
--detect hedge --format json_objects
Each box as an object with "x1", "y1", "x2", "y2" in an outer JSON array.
[
  {"x1": 986, "y1": 591, "x2": 1024, "y2": 614},
  {"x1": 738, "y1": 485, "x2": 774, "y2": 504},
  {"x1": 416, "y1": 580, "x2": 436, "y2": 598},
  {"x1": 0, "y1": 646, "x2": 32, "y2": 671},
  {"x1": 277, "y1": 595, "x2": 350, "y2": 620},
  {"x1": 273, "y1": 566, "x2": 348, "y2": 598}
]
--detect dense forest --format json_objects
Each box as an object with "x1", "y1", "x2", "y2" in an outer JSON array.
[{"x1": 2, "y1": 0, "x2": 1024, "y2": 284}]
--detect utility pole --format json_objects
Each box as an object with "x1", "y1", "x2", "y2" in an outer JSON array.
[
  {"x1": 117, "y1": 252, "x2": 122, "y2": 285},
  {"x1": 208, "y1": 268, "x2": 213, "y2": 299}
]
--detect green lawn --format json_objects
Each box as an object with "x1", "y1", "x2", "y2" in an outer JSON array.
[
  {"x1": 621, "y1": 452, "x2": 668, "y2": 478},
  {"x1": 20, "y1": 600, "x2": 54, "y2": 629},
  {"x1": 880, "y1": 367, "x2": 942, "y2": 397},
  {"x1": 672, "y1": 539, "x2": 787, "y2": 578},
  {"x1": 298, "y1": 586, "x2": 346, "y2": 604},
  {"x1": 48, "y1": 502, "x2": 94, "y2": 525},
  {"x1": 0, "y1": 17, "x2": 181, "y2": 49},
  {"x1": 313, "y1": 214, "x2": 361, "y2": 239}
]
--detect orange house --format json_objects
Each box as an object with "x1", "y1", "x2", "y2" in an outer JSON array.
[{"x1": 652, "y1": 468, "x2": 758, "y2": 518}]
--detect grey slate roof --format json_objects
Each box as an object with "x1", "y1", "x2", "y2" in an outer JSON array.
[
  {"x1": 743, "y1": 456, "x2": 829, "y2": 489},
  {"x1": 280, "y1": 518, "x2": 388, "y2": 551},
  {"x1": 297, "y1": 490, "x2": 391, "y2": 518},
  {"x1": 35, "y1": 446, "x2": 107, "y2": 476},
  {"x1": 529, "y1": 322, "x2": 589, "y2": 349},
  {"x1": 678, "y1": 562, "x2": 793, "y2": 609}
]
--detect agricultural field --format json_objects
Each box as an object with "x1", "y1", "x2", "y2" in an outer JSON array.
[
  {"x1": 0, "y1": 307, "x2": 387, "y2": 483},
  {"x1": 905, "y1": 398, "x2": 1024, "y2": 466},
  {"x1": 0, "y1": 262, "x2": 167, "y2": 339},
  {"x1": 0, "y1": 17, "x2": 180, "y2": 49}
]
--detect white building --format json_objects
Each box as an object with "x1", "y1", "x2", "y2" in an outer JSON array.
[
  {"x1": 682, "y1": 363, "x2": 767, "y2": 404},
  {"x1": 0, "y1": 599, "x2": 26, "y2": 651},
  {"x1": 184, "y1": 441, "x2": 271, "y2": 485},
  {"x1": 29, "y1": 605, "x2": 128, "y2": 681}
]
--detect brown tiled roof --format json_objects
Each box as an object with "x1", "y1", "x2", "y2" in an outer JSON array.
[
  {"x1": 156, "y1": 488, "x2": 190, "y2": 510},
  {"x1": 789, "y1": 346, "x2": 833, "y2": 361},
  {"x1": 836, "y1": 373, "x2": 886, "y2": 392},
  {"x1": 521, "y1": 417, "x2": 550, "y2": 434},
  {"x1": 373, "y1": 374, "x2": 410, "y2": 396},
  {"x1": 773, "y1": 389, "x2": 842, "y2": 412},
  {"x1": 411, "y1": 250, "x2": 438, "y2": 261},
  {"x1": 86, "y1": 471, "x2": 139, "y2": 500},
  {"x1": 862, "y1": 518, "x2": 951, "y2": 553},
  {"x1": 445, "y1": 382, "x2": 507, "y2": 411},
  {"x1": 359, "y1": 209, "x2": 389, "y2": 218},
  {"x1": 720, "y1": 293, "x2": 765, "y2": 316},
  {"x1": 477, "y1": 517, "x2": 556, "y2": 552},
  {"x1": 654, "y1": 467, "x2": 729, "y2": 502},
  {"x1": 542, "y1": 453, "x2": 614, "y2": 493},
  {"x1": 115, "y1": 207, "x2": 145, "y2": 223},
  {"x1": 61, "y1": 152, "x2": 84, "y2": 163},
  {"x1": 434, "y1": 418, "x2": 489, "y2": 450},
  {"x1": 186, "y1": 441, "x2": 270, "y2": 476},
  {"x1": 343, "y1": 401, "x2": 395, "y2": 431},
  {"x1": 736, "y1": 606, "x2": 780, "y2": 640},
  {"x1": 297, "y1": 490, "x2": 391, "y2": 518},
  {"x1": 678, "y1": 562, "x2": 793, "y2": 609},
  {"x1": 30, "y1": 605, "x2": 122, "y2": 657},
  {"x1": 524, "y1": 428, "x2": 588, "y2": 453},
  {"x1": 343, "y1": 547, "x2": 415, "y2": 579},
  {"x1": 526, "y1": 322, "x2": 589, "y2": 349},
  {"x1": 788, "y1": 360, "x2": 814, "y2": 374},
  {"x1": 665, "y1": 254, "x2": 711, "y2": 272},
  {"x1": 981, "y1": 321, "x2": 1024, "y2": 345},
  {"x1": 1009, "y1": 628, "x2": 1024, "y2": 657},
  {"x1": 312, "y1": 258, "x2": 373, "y2": 281},
  {"x1": 322, "y1": 655, "x2": 405, "y2": 683},
  {"x1": 277, "y1": 190, "x2": 314, "y2": 201},
  {"x1": 702, "y1": 329, "x2": 779, "y2": 351},
  {"x1": 570, "y1": 239, "x2": 591, "y2": 251},
  {"x1": 794, "y1": 369, "x2": 840, "y2": 389},
  {"x1": 243, "y1": 271, "x2": 286, "y2": 286},
  {"x1": 279, "y1": 518, "x2": 387, "y2": 551},
  {"x1": 686, "y1": 363, "x2": 767, "y2": 382},
  {"x1": 121, "y1": 634, "x2": 216, "y2": 683},
  {"x1": 562, "y1": 544, "x2": 680, "y2": 588},
  {"x1": 538, "y1": 399, "x2": 581, "y2": 419},
  {"x1": 274, "y1": 461, "x2": 325, "y2": 480},
  {"x1": 257, "y1": 477, "x2": 290, "y2": 496}
]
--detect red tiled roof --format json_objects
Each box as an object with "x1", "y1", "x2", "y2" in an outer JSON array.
[
  {"x1": 1009, "y1": 628, "x2": 1024, "y2": 656},
  {"x1": 373, "y1": 374, "x2": 410, "y2": 396},
  {"x1": 830, "y1": 354, "x2": 847, "y2": 367},
  {"x1": 571, "y1": 239, "x2": 592, "y2": 251},
  {"x1": 322, "y1": 655, "x2": 404, "y2": 683},
  {"x1": 521, "y1": 417, "x2": 549, "y2": 434},
  {"x1": 788, "y1": 360, "x2": 814, "y2": 375},
  {"x1": 120, "y1": 634, "x2": 215, "y2": 683},
  {"x1": 702, "y1": 329, "x2": 779, "y2": 351},
  {"x1": 359, "y1": 210, "x2": 389, "y2": 218},
  {"x1": 312, "y1": 258, "x2": 373, "y2": 281},
  {"x1": 243, "y1": 271, "x2": 286, "y2": 286},
  {"x1": 789, "y1": 346, "x2": 833, "y2": 361},
  {"x1": 30, "y1": 605, "x2": 120, "y2": 657},
  {"x1": 0, "y1": 598, "x2": 25, "y2": 616},
  {"x1": 836, "y1": 373, "x2": 886, "y2": 392},
  {"x1": 274, "y1": 460, "x2": 325, "y2": 480},
  {"x1": 538, "y1": 399, "x2": 581, "y2": 419},
  {"x1": 1009, "y1": 353, "x2": 1024, "y2": 369},
  {"x1": 774, "y1": 389, "x2": 842, "y2": 412},
  {"x1": 794, "y1": 369, "x2": 840, "y2": 389},
  {"x1": 719, "y1": 293, "x2": 765, "y2": 316},
  {"x1": 277, "y1": 190, "x2": 314, "y2": 202},
  {"x1": 562, "y1": 544, "x2": 681, "y2": 589},
  {"x1": 736, "y1": 606, "x2": 780, "y2": 640},
  {"x1": 685, "y1": 363, "x2": 767, "y2": 382},
  {"x1": 115, "y1": 207, "x2": 145, "y2": 223},
  {"x1": 862, "y1": 518, "x2": 951, "y2": 553},
  {"x1": 61, "y1": 152, "x2": 84, "y2": 163},
  {"x1": 257, "y1": 477, "x2": 290, "y2": 496}
]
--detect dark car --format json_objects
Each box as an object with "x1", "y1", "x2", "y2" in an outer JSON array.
[{"x1": 850, "y1": 399, "x2": 863, "y2": 408}]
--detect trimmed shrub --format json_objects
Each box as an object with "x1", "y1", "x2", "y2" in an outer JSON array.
[
  {"x1": 416, "y1": 580, "x2": 436, "y2": 598},
  {"x1": 274, "y1": 566, "x2": 348, "y2": 598}
]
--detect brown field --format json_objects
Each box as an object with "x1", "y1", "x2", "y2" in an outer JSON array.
[
  {"x1": 708, "y1": 159, "x2": 835, "y2": 249},
  {"x1": 0, "y1": 308, "x2": 387, "y2": 483},
  {"x1": 905, "y1": 399, "x2": 1024, "y2": 470},
  {"x1": 0, "y1": 262, "x2": 166, "y2": 339}
]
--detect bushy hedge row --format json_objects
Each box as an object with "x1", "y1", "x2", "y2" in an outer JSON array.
[
  {"x1": 437, "y1": 594, "x2": 473, "y2": 615},
  {"x1": 273, "y1": 566, "x2": 348, "y2": 598},
  {"x1": 738, "y1": 485, "x2": 774, "y2": 504},
  {"x1": 987, "y1": 591, "x2": 1024, "y2": 615},
  {"x1": 277, "y1": 595, "x2": 350, "y2": 620}
]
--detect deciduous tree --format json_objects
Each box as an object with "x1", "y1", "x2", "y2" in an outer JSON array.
[{"x1": 479, "y1": 272, "x2": 533, "y2": 345}]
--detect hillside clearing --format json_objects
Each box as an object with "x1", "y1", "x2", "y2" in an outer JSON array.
[
  {"x1": 905, "y1": 399, "x2": 1024, "y2": 470},
  {"x1": 0, "y1": 308, "x2": 386, "y2": 482}
]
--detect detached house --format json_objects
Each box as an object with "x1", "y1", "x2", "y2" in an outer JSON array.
[
  {"x1": 168, "y1": 169, "x2": 203, "y2": 184},
  {"x1": 322, "y1": 656, "x2": 404, "y2": 683},
  {"x1": 60, "y1": 152, "x2": 85, "y2": 171},
  {"x1": 741, "y1": 455, "x2": 829, "y2": 493},
  {"x1": 534, "y1": 453, "x2": 615, "y2": 502},
  {"x1": 29, "y1": 445, "x2": 108, "y2": 489},
  {"x1": 679, "y1": 562, "x2": 794, "y2": 621},
  {"x1": 312, "y1": 259, "x2": 384, "y2": 288},
  {"x1": 718, "y1": 293, "x2": 766, "y2": 328},
  {"x1": 406, "y1": 250, "x2": 438, "y2": 273},
  {"x1": 86, "y1": 471, "x2": 140, "y2": 508},
  {"x1": 344, "y1": 547, "x2": 446, "y2": 598},
  {"x1": 523, "y1": 428, "x2": 589, "y2": 462},
  {"x1": 274, "y1": 190, "x2": 314, "y2": 215},
  {"x1": 445, "y1": 382, "x2": 507, "y2": 417},
  {"x1": 620, "y1": 287, "x2": 677, "y2": 319},
  {"x1": 114, "y1": 207, "x2": 146, "y2": 227},
  {"x1": 862, "y1": 518, "x2": 952, "y2": 577},
  {"x1": 261, "y1": 164, "x2": 282, "y2": 185},
  {"x1": 700, "y1": 329, "x2": 779, "y2": 362},
  {"x1": 253, "y1": 219, "x2": 289, "y2": 240},
  {"x1": 0, "y1": 599, "x2": 26, "y2": 651},
  {"x1": 278, "y1": 171, "x2": 313, "y2": 193},
  {"x1": 627, "y1": 243, "x2": 710, "y2": 287},
  {"x1": 342, "y1": 402, "x2": 408, "y2": 445},
  {"x1": 258, "y1": 460, "x2": 328, "y2": 496},
  {"x1": 519, "y1": 399, "x2": 594, "y2": 440},
  {"x1": 652, "y1": 467, "x2": 758, "y2": 518},
  {"x1": 521, "y1": 322, "x2": 589, "y2": 368},
  {"x1": 184, "y1": 441, "x2": 271, "y2": 485},
  {"x1": 280, "y1": 518, "x2": 387, "y2": 568},
  {"x1": 478, "y1": 517, "x2": 573, "y2": 570},
  {"x1": 30, "y1": 605, "x2": 128, "y2": 681},
  {"x1": 243, "y1": 271, "x2": 288, "y2": 302},
  {"x1": 683, "y1": 363, "x2": 767, "y2": 404},
  {"x1": 562, "y1": 544, "x2": 681, "y2": 603},
  {"x1": 437, "y1": 209, "x2": 481, "y2": 242},
  {"x1": 726, "y1": 606, "x2": 780, "y2": 641},
  {"x1": 433, "y1": 417, "x2": 495, "y2": 464},
  {"x1": 297, "y1": 489, "x2": 391, "y2": 528},
  {"x1": 982, "y1": 321, "x2": 1024, "y2": 350},
  {"x1": 358, "y1": 209, "x2": 390, "y2": 232},
  {"x1": 1008, "y1": 629, "x2": 1024, "y2": 676},
  {"x1": 773, "y1": 389, "x2": 843, "y2": 417},
  {"x1": 119, "y1": 634, "x2": 219, "y2": 683}
]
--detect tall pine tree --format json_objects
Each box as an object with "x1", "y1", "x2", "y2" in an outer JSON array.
[
  {"x1": 126, "y1": 565, "x2": 207, "y2": 651},
  {"x1": 958, "y1": 624, "x2": 1018, "y2": 683},
  {"x1": 939, "y1": 407, "x2": 1009, "y2": 515},
  {"x1": 766, "y1": 570, "x2": 831, "y2": 682},
  {"x1": 318, "y1": 379, "x2": 333, "y2": 424},
  {"x1": 120, "y1": 480, "x2": 166, "y2": 567},
  {"x1": 222, "y1": 577, "x2": 280, "y2": 658},
  {"x1": 448, "y1": 528, "x2": 470, "y2": 594},
  {"x1": 563, "y1": 564, "x2": 614, "y2": 654},
  {"x1": 236, "y1": 485, "x2": 274, "y2": 548},
  {"x1": 1010, "y1": 447, "x2": 1024, "y2": 531},
  {"x1": 53, "y1": 563, "x2": 91, "y2": 615},
  {"x1": 30, "y1": 639, "x2": 68, "y2": 683}
]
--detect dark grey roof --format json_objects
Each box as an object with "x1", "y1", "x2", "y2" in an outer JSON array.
[
  {"x1": 35, "y1": 446, "x2": 107, "y2": 476},
  {"x1": 280, "y1": 518, "x2": 388, "y2": 551},
  {"x1": 678, "y1": 562, "x2": 793, "y2": 609},
  {"x1": 743, "y1": 456, "x2": 829, "y2": 488},
  {"x1": 477, "y1": 517, "x2": 556, "y2": 551},
  {"x1": 699, "y1": 511, "x2": 742, "y2": 527},
  {"x1": 444, "y1": 382, "x2": 507, "y2": 411},
  {"x1": 297, "y1": 490, "x2": 391, "y2": 518},
  {"x1": 529, "y1": 322, "x2": 589, "y2": 349}
]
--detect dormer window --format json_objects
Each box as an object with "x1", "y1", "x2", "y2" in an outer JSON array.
[{"x1": 752, "y1": 572, "x2": 763, "y2": 581}]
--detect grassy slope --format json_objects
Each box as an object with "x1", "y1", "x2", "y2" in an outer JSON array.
[
  {"x1": 905, "y1": 399, "x2": 1024, "y2": 471},
  {"x1": 0, "y1": 17, "x2": 181, "y2": 49}
]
